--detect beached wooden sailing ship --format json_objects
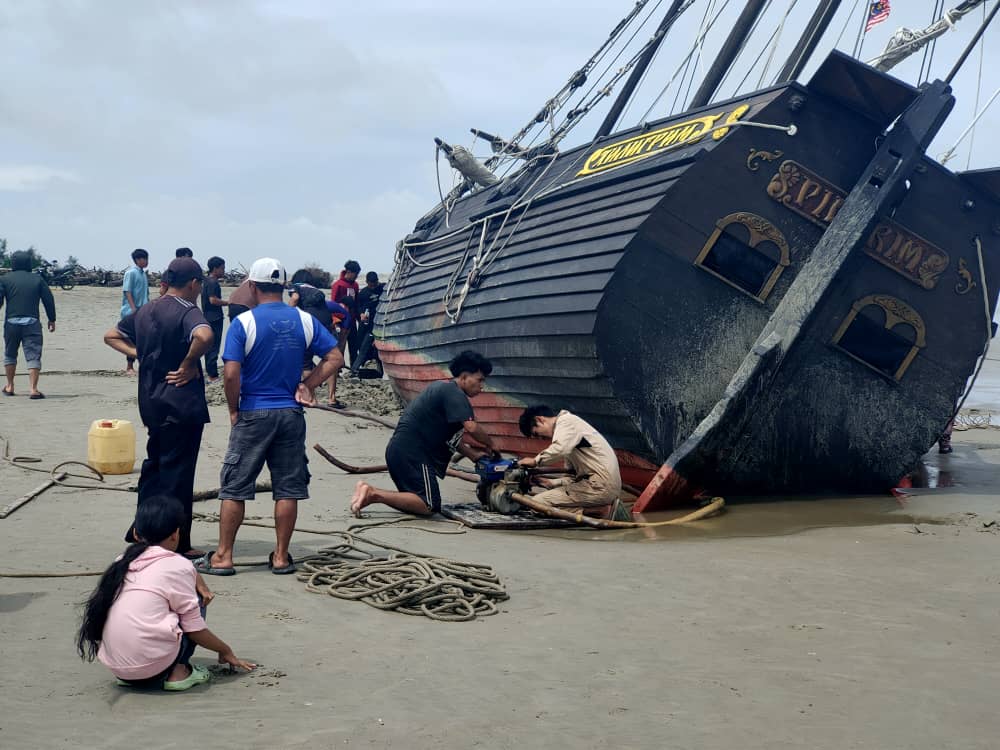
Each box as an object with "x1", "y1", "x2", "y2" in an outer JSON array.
[{"x1": 376, "y1": 0, "x2": 1000, "y2": 509}]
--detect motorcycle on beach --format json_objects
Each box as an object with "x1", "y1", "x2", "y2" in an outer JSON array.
[{"x1": 35, "y1": 260, "x2": 80, "y2": 290}]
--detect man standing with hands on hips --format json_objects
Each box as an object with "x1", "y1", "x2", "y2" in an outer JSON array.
[
  {"x1": 196, "y1": 258, "x2": 342, "y2": 577},
  {"x1": 103, "y1": 257, "x2": 213, "y2": 558}
]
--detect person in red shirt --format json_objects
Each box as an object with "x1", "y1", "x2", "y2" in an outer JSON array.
[{"x1": 331, "y1": 260, "x2": 361, "y2": 363}]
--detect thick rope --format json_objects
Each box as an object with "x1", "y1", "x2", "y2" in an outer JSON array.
[{"x1": 298, "y1": 548, "x2": 508, "y2": 622}]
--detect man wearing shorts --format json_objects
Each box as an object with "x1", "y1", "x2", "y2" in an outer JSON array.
[
  {"x1": 350, "y1": 350, "x2": 497, "y2": 517},
  {"x1": 197, "y1": 258, "x2": 341, "y2": 576},
  {"x1": 0, "y1": 251, "x2": 56, "y2": 399}
]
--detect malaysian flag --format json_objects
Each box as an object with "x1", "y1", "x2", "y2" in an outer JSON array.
[{"x1": 865, "y1": 0, "x2": 891, "y2": 32}]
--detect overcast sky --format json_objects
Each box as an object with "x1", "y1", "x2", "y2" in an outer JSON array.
[{"x1": 1, "y1": 0, "x2": 997, "y2": 275}]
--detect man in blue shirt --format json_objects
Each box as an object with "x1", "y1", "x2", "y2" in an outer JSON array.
[
  {"x1": 120, "y1": 248, "x2": 150, "y2": 374},
  {"x1": 196, "y1": 258, "x2": 342, "y2": 576}
]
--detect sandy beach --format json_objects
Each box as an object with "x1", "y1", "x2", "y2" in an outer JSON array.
[{"x1": 1, "y1": 286, "x2": 999, "y2": 749}]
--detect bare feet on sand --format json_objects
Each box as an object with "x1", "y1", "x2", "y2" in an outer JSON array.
[{"x1": 350, "y1": 481, "x2": 373, "y2": 517}]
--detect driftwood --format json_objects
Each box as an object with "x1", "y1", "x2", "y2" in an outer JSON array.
[
  {"x1": 192, "y1": 481, "x2": 271, "y2": 502},
  {"x1": 1, "y1": 473, "x2": 67, "y2": 519},
  {"x1": 511, "y1": 492, "x2": 725, "y2": 529},
  {"x1": 312, "y1": 403, "x2": 398, "y2": 429},
  {"x1": 312, "y1": 444, "x2": 479, "y2": 484},
  {"x1": 313, "y1": 444, "x2": 387, "y2": 473}
]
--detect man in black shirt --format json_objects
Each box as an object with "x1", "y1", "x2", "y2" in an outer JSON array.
[
  {"x1": 0, "y1": 251, "x2": 56, "y2": 398},
  {"x1": 201, "y1": 256, "x2": 228, "y2": 382},
  {"x1": 350, "y1": 350, "x2": 497, "y2": 516},
  {"x1": 104, "y1": 257, "x2": 214, "y2": 557},
  {"x1": 350, "y1": 271, "x2": 384, "y2": 376}
]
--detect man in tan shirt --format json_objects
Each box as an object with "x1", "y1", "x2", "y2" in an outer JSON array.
[{"x1": 517, "y1": 405, "x2": 622, "y2": 515}]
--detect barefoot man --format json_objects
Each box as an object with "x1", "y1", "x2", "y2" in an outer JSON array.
[{"x1": 351, "y1": 350, "x2": 497, "y2": 516}]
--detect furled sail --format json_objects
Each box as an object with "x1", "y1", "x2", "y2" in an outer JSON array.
[{"x1": 869, "y1": 0, "x2": 990, "y2": 72}]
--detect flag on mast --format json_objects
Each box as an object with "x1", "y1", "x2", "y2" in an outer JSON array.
[{"x1": 865, "y1": 0, "x2": 891, "y2": 33}]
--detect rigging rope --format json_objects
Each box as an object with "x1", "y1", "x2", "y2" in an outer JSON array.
[
  {"x1": 677, "y1": 0, "x2": 720, "y2": 113},
  {"x1": 918, "y1": 0, "x2": 946, "y2": 82},
  {"x1": 966, "y1": 1, "x2": 987, "y2": 170},
  {"x1": 833, "y1": 0, "x2": 864, "y2": 50},
  {"x1": 706, "y1": 0, "x2": 783, "y2": 100},
  {"x1": 867, "y1": 0, "x2": 990, "y2": 73},
  {"x1": 938, "y1": 87, "x2": 1000, "y2": 165},
  {"x1": 757, "y1": 0, "x2": 800, "y2": 88},
  {"x1": 641, "y1": 0, "x2": 731, "y2": 122},
  {"x1": 481, "y1": 0, "x2": 658, "y2": 173}
]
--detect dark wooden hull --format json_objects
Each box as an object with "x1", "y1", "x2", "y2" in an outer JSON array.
[{"x1": 378, "y1": 52, "x2": 1000, "y2": 502}]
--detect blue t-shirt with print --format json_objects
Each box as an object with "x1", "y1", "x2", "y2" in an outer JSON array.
[{"x1": 223, "y1": 301, "x2": 337, "y2": 411}]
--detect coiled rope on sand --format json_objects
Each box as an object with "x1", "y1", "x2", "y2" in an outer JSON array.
[
  {"x1": 298, "y1": 550, "x2": 508, "y2": 622},
  {"x1": 206, "y1": 513, "x2": 510, "y2": 622}
]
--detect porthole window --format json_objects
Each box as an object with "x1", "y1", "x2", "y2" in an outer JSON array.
[
  {"x1": 694, "y1": 212, "x2": 790, "y2": 301},
  {"x1": 832, "y1": 294, "x2": 926, "y2": 381}
]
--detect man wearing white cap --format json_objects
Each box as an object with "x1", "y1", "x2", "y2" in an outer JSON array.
[{"x1": 196, "y1": 258, "x2": 342, "y2": 576}]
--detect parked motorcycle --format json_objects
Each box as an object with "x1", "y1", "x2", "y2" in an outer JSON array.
[{"x1": 35, "y1": 260, "x2": 80, "y2": 290}]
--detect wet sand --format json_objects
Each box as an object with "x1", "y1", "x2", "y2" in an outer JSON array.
[{"x1": 2, "y1": 287, "x2": 999, "y2": 749}]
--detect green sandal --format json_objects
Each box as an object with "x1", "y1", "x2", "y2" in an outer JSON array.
[{"x1": 163, "y1": 664, "x2": 211, "y2": 691}]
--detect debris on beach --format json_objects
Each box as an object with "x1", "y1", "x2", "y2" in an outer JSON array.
[{"x1": 205, "y1": 376, "x2": 402, "y2": 417}]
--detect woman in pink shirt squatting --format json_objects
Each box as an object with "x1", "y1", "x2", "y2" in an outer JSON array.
[{"x1": 76, "y1": 497, "x2": 255, "y2": 690}]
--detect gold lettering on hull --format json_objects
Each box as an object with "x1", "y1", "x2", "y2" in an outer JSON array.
[
  {"x1": 766, "y1": 160, "x2": 950, "y2": 290},
  {"x1": 864, "y1": 224, "x2": 950, "y2": 291},
  {"x1": 766, "y1": 161, "x2": 844, "y2": 226},
  {"x1": 576, "y1": 104, "x2": 751, "y2": 177}
]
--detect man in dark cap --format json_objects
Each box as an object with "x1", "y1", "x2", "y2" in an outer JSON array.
[{"x1": 103, "y1": 257, "x2": 214, "y2": 558}]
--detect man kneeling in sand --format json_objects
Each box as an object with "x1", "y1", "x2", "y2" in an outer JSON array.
[
  {"x1": 517, "y1": 405, "x2": 622, "y2": 517},
  {"x1": 351, "y1": 350, "x2": 497, "y2": 516}
]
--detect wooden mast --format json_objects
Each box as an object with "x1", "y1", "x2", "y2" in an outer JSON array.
[
  {"x1": 594, "y1": 0, "x2": 688, "y2": 139},
  {"x1": 688, "y1": 0, "x2": 769, "y2": 109},
  {"x1": 775, "y1": 0, "x2": 843, "y2": 83}
]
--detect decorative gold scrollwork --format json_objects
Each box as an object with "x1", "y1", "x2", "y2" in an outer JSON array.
[
  {"x1": 956, "y1": 258, "x2": 977, "y2": 295},
  {"x1": 832, "y1": 294, "x2": 926, "y2": 381},
  {"x1": 746, "y1": 148, "x2": 784, "y2": 172}
]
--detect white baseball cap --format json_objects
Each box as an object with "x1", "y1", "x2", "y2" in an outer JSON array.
[{"x1": 247, "y1": 257, "x2": 287, "y2": 285}]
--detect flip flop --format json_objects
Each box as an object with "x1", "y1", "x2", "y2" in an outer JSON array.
[
  {"x1": 2, "y1": 387, "x2": 13, "y2": 396},
  {"x1": 267, "y1": 552, "x2": 297, "y2": 575},
  {"x1": 29, "y1": 393, "x2": 45, "y2": 400},
  {"x1": 327, "y1": 400, "x2": 347, "y2": 410},
  {"x1": 193, "y1": 551, "x2": 236, "y2": 576},
  {"x1": 163, "y1": 664, "x2": 211, "y2": 691}
]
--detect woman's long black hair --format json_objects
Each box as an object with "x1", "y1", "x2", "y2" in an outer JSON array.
[{"x1": 76, "y1": 497, "x2": 184, "y2": 661}]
